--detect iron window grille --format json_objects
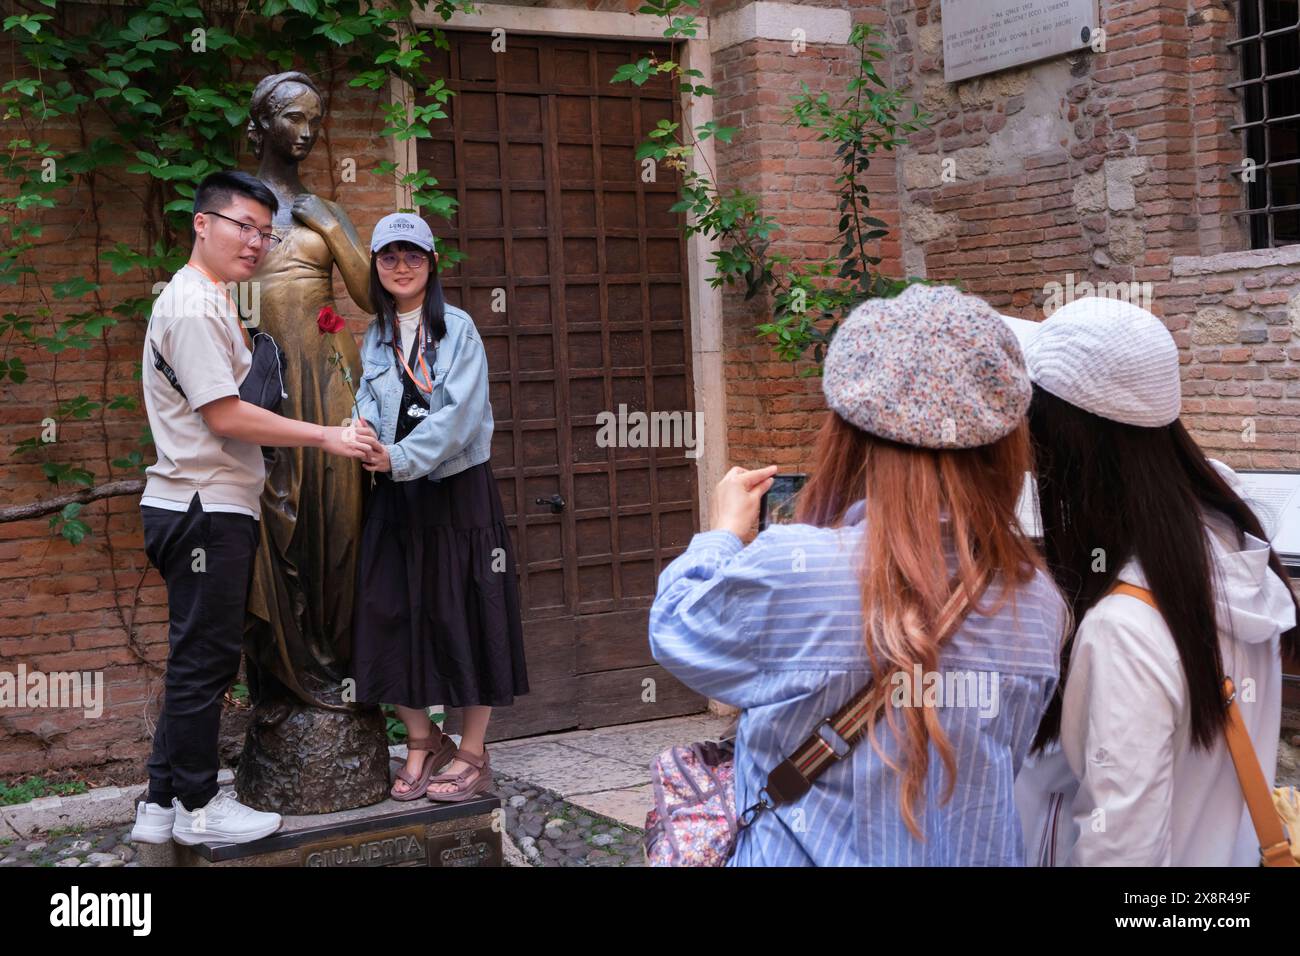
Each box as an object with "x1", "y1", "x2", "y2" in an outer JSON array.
[{"x1": 1229, "y1": 0, "x2": 1300, "y2": 248}]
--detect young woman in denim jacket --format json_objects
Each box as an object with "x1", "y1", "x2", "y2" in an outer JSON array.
[
  {"x1": 351, "y1": 213, "x2": 528, "y2": 802},
  {"x1": 649, "y1": 284, "x2": 1069, "y2": 865}
]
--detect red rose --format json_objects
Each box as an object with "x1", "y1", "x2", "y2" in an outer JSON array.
[{"x1": 317, "y1": 306, "x2": 345, "y2": 334}]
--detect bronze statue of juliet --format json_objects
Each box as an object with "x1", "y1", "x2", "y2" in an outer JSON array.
[{"x1": 235, "y1": 71, "x2": 388, "y2": 813}]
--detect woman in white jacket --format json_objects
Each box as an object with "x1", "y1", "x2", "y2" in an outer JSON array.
[{"x1": 1013, "y1": 296, "x2": 1299, "y2": 866}]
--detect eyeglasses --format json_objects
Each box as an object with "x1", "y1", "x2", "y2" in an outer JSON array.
[
  {"x1": 202, "y1": 210, "x2": 281, "y2": 249},
  {"x1": 376, "y1": 251, "x2": 430, "y2": 271}
]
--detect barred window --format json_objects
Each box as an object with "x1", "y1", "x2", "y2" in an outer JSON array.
[{"x1": 1230, "y1": 0, "x2": 1300, "y2": 248}]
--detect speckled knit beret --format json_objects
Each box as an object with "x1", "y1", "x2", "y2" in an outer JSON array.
[{"x1": 822, "y1": 284, "x2": 1031, "y2": 449}]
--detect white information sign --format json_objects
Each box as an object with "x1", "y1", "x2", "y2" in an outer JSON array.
[
  {"x1": 1236, "y1": 472, "x2": 1300, "y2": 561},
  {"x1": 941, "y1": 0, "x2": 1097, "y2": 83}
]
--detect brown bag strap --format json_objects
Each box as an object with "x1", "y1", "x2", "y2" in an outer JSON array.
[
  {"x1": 761, "y1": 573, "x2": 987, "y2": 808},
  {"x1": 1109, "y1": 581, "x2": 1297, "y2": 867}
]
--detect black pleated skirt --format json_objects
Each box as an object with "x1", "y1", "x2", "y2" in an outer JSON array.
[{"x1": 350, "y1": 460, "x2": 529, "y2": 709}]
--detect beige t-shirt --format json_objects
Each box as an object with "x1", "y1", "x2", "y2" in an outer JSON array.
[{"x1": 140, "y1": 263, "x2": 265, "y2": 517}]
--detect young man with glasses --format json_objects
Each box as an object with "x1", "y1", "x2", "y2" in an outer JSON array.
[{"x1": 132, "y1": 170, "x2": 372, "y2": 846}]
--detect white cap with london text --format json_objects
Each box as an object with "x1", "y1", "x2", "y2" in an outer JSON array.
[{"x1": 370, "y1": 212, "x2": 435, "y2": 253}]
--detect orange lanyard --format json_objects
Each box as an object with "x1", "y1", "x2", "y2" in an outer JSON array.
[
  {"x1": 394, "y1": 314, "x2": 434, "y2": 394},
  {"x1": 186, "y1": 261, "x2": 253, "y2": 350}
]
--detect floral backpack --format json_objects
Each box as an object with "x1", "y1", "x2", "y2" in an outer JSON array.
[{"x1": 643, "y1": 737, "x2": 740, "y2": 866}]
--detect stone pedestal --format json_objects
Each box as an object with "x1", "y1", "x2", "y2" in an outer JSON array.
[
  {"x1": 234, "y1": 698, "x2": 390, "y2": 815},
  {"x1": 171, "y1": 787, "x2": 502, "y2": 867}
]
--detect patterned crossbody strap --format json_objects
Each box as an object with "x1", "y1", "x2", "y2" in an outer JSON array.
[
  {"x1": 1108, "y1": 581, "x2": 1297, "y2": 868},
  {"x1": 742, "y1": 572, "x2": 988, "y2": 823}
]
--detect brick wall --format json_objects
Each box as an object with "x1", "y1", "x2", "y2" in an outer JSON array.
[
  {"x1": 1175, "y1": 245, "x2": 1300, "y2": 465},
  {"x1": 888, "y1": 0, "x2": 1300, "y2": 471},
  {"x1": 710, "y1": 0, "x2": 902, "y2": 473}
]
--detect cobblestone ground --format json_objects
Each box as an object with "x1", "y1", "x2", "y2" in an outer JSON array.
[
  {"x1": 495, "y1": 772, "x2": 645, "y2": 867},
  {"x1": 3, "y1": 735, "x2": 1294, "y2": 868},
  {"x1": 0, "y1": 773, "x2": 646, "y2": 868},
  {"x1": 0, "y1": 825, "x2": 139, "y2": 867}
]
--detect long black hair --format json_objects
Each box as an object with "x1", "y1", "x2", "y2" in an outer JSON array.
[
  {"x1": 369, "y1": 239, "x2": 447, "y2": 347},
  {"x1": 1028, "y1": 385, "x2": 1299, "y2": 752}
]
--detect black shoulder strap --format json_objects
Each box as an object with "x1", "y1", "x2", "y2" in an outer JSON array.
[{"x1": 151, "y1": 342, "x2": 187, "y2": 400}]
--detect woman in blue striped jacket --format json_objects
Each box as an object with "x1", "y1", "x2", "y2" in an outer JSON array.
[{"x1": 649, "y1": 284, "x2": 1068, "y2": 865}]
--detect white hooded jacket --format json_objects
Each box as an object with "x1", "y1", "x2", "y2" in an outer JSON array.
[{"x1": 1016, "y1": 461, "x2": 1297, "y2": 866}]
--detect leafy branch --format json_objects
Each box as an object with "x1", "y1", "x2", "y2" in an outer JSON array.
[{"x1": 611, "y1": 5, "x2": 930, "y2": 373}]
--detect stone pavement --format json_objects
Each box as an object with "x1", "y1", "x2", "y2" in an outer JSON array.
[
  {"x1": 486, "y1": 712, "x2": 734, "y2": 829},
  {"x1": 476, "y1": 712, "x2": 735, "y2": 866},
  {"x1": 0, "y1": 711, "x2": 734, "y2": 868},
  {"x1": 3, "y1": 713, "x2": 1297, "y2": 868}
]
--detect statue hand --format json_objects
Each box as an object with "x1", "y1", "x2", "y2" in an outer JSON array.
[{"x1": 292, "y1": 194, "x2": 336, "y2": 234}]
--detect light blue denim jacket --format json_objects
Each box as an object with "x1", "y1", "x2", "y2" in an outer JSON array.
[{"x1": 351, "y1": 303, "x2": 493, "y2": 482}]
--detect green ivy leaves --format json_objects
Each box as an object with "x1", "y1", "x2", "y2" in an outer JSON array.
[{"x1": 1, "y1": 0, "x2": 474, "y2": 543}]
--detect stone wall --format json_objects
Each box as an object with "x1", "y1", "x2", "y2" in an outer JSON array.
[{"x1": 885, "y1": 0, "x2": 1298, "y2": 470}]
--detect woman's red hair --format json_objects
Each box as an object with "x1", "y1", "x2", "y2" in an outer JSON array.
[{"x1": 795, "y1": 410, "x2": 1045, "y2": 839}]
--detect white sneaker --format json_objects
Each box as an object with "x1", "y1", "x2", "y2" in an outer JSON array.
[
  {"x1": 129, "y1": 800, "x2": 176, "y2": 844},
  {"x1": 171, "y1": 792, "x2": 283, "y2": 846}
]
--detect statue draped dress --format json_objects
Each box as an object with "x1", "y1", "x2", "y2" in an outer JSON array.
[{"x1": 244, "y1": 216, "x2": 367, "y2": 710}]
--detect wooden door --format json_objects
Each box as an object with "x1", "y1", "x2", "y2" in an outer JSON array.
[{"x1": 419, "y1": 31, "x2": 705, "y2": 739}]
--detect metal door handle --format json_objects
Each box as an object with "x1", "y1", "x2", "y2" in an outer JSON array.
[{"x1": 535, "y1": 494, "x2": 565, "y2": 514}]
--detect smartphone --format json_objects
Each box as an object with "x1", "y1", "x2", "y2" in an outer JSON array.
[{"x1": 759, "y1": 473, "x2": 808, "y2": 531}]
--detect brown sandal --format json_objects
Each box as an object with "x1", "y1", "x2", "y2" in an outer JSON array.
[
  {"x1": 426, "y1": 746, "x2": 493, "y2": 803},
  {"x1": 390, "y1": 732, "x2": 458, "y2": 801}
]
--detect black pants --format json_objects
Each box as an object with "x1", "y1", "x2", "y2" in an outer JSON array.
[{"x1": 141, "y1": 492, "x2": 258, "y2": 811}]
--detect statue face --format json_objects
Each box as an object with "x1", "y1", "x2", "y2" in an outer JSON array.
[{"x1": 264, "y1": 84, "x2": 323, "y2": 163}]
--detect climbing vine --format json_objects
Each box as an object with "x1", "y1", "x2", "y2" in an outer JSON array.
[
  {"x1": 611, "y1": 1, "x2": 929, "y2": 371},
  {"x1": 0, "y1": 0, "x2": 476, "y2": 676},
  {"x1": 1, "y1": 0, "x2": 472, "y2": 545}
]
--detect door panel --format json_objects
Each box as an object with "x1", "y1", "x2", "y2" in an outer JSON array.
[{"x1": 419, "y1": 31, "x2": 704, "y2": 739}]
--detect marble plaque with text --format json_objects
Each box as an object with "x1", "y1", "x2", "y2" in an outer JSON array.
[
  {"x1": 1236, "y1": 471, "x2": 1300, "y2": 560},
  {"x1": 941, "y1": 0, "x2": 1097, "y2": 83}
]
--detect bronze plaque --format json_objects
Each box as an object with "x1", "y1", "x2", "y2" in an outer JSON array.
[
  {"x1": 300, "y1": 823, "x2": 429, "y2": 867},
  {"x1": 427, "y1": 826, "x2": 499, "y2": 867}
]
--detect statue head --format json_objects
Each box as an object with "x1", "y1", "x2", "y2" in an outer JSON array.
[{"x1": 246, "y1": 71, "x2": 325, "y2": 164}]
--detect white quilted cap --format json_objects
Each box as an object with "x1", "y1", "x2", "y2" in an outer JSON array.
[
  {"x1": 1000, "y1": 314, "x2": 1042, "y2": 354},
  {"x1": 1022, "y1": 296, "x2": 1181, "y2": 427}
]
